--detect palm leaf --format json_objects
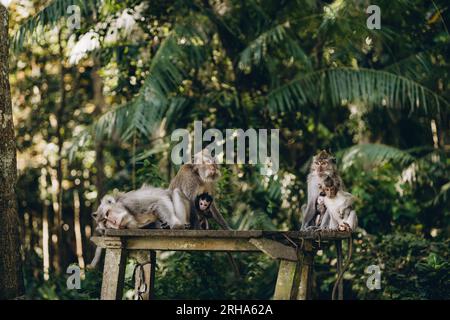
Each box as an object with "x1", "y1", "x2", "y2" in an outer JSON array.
[
  {"x1": 339, "y1": 143, "x2": 416, "y2": 170},
  {"x1": 67, "y1": 126, "x2": 93, "y2": 162},
  {"x1": 238, "y1": 22, "x2": 311, "y2": 71},
  {"x1": 267, "y1": 70, "x2": 322, "y2": 111},
  {"x1": 93, "y1": 18, "x2": 209, "y2": 142},
  {"x1": 432, "y1": 182, "x2": 450, "y2": 206},
  {"x1": 385, "y1": 52, "x2": 433, "y2": 80},
  {"x1": 268, "y1": 67, "x2": 448, "y2": 114},
  {"x1": 11, "y1": 0, "x2": 94, "y2": 52}
]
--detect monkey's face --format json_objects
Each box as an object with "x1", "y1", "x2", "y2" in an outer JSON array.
[
  {"x1": 195, "y1": 193, "x2": 213, "y2": 212},
  {"x1": 198, "y1": 163, "x2": 220, "y2": 182},
  {"x1": 103, "y1": 205, "x2": 131, "y2": 229},
  {"x1": 193, "y1": 151, "x2": 221, "y2": 182},
  {"x1": 324, "y1": 186, "x2": 338, "y2": 198},
  {"x1": 92, "y1": 196, "x2": 130, "y2": 229},
  {"x1": 92, "y1": 210, "x2": 107, "y2": 231},
  {"x1": 198, "y1": 198, "x2": 211, "y2": 211},
  {"x1": 312, "y1": 156, "x2": 336, "y2": 174}
]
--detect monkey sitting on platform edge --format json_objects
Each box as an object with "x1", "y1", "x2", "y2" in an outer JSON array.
[{"x1": 320, "y1": 175, "x2": 358, "y2": 232}]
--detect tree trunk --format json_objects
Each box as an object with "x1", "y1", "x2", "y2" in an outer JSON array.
[
  {"x1": 0, "y1": 4, "x2": 25, "y2": 299},
  {"x1": 92, "y1": 59, "x2": 106, "y2": 204},
  {"x1": 50, "y1": 27, "x2": 68, "y2": 274},
  {"x1": 90, "y1": 58, "x2": 106, "y2": 263}
]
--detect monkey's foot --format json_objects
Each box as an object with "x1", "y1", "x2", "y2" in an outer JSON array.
[
  {"x1": 303, "y1": 225, "x2": 321, "y2": 231},
  {"x1": 160, "y1": 222, "x2": 170, "y2": 229}
]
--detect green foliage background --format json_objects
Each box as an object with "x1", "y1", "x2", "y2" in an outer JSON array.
[{"x1": 7, "y1": 0, "x2": 449, "y2": 299}]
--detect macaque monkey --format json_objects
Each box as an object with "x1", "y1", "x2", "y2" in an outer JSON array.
[
  {"x1": 195, "y1": 192, "x2": 213, "y2": 230},
  {"x1": 321, "y1": 176, "x2": 357, "y2": 231},
  {"x1": 169, "y1": 150, "x2": 230, "y2": 230},
  {"x1": 196, "y1": 193, "x2": 213, "y2": 212},
  {"x1": 169, "y1": 150, "x2": 240, "y2": 276},
  {"x1": 301, "y1": 150, "x2": 343, "y2": 230},
  {"x1": 92, "y1": 186, "x2": 190, "y2": 229},
  {"x1": 88, "y1": 185, "x2": 190, "y2": 268}
]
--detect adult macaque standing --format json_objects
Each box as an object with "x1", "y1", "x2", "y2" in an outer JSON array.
[
  {"x1": 301, "y1": 150, "x2": 343, "y2": 230},
  {"x1": 169, "y1": 150, "x2": 230, "y2": 230}
]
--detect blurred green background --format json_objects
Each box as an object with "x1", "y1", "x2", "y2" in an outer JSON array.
[{"x1": 7, "y1": 0, "x2": 449, "y2": 299}]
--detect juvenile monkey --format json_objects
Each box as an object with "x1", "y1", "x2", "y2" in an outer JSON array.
[
  {"x1": 169, "y1": 150, "x2": 230, "y2": 230},
  {"x1": 301, "y1": 150, "x2": 344, "y2": 230},
  {"x1": 321, "y1": 175, "x2": 357, "y2": 231},
  {"x1": 194, "y1": 192, "x2": 214, "y2": 229},
  {"x1": 196, "y1": 193, "x2": 213, "y2": 212}
]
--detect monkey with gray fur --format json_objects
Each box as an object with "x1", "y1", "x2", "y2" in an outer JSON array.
[
  {"x1": 319, "y1": 175, "x2": 357, "y2": 300},
  {"x1": 92, "y1": 185, "x2": 190, "y2": 229},
  {"x1": 88, "y1": 185, "x2": 190, "y2": 268},
  {"x1": 301, "y1": 150, "x2": 344, "y2": 230},
  {"x1": 321, "y1": 175, "x2": 357, "y2": 231}
]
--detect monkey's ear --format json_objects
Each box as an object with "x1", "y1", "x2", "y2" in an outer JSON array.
[
  {"x1": 92, "y1": 211, "x2": 98, "y2": 219},
  {"x1": 330, "y1": 157, "x2": 337, "y2": 164},
  {"x1": 102, "y1": 195, "x2": 116, "y2": 205}
]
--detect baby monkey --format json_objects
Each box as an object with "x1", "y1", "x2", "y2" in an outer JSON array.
[
  {"x1": 194, "y1": 192, "x2": 213, "y2": 229},
  {"x1": 195, "y1": 193, "x2": 213, "y2": 212},
  {"x1": 321, "y1": 176, "x2": 358, "y2": 232}
]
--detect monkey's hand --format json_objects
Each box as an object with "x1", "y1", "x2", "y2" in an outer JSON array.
[
  {"x1": 198, "y1": 216, "x2": 209, "y2": 230},
  {"x1": 338, "y1": 222, "x2": 351, "y2": 232}
]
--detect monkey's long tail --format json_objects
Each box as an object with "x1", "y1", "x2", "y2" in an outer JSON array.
[
  {"x1": 331, "y1": 235, "x2": 353, "y2": 300},
  {"x1": 87, "y1": 246, "x2": 103, "y2": 269}
]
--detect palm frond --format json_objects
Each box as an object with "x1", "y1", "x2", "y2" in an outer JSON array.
[
  {"x1": 268, "y1": 67, "x2": 448, "y2": 114},
  {"x1": 67, "y1": 127, "x2": 93, "y2": 162},
  {"x1": 432, "y1": 182, "x2": 450, "y2": 206},
  {"x1": 135, "y1": 142, "x2": 170, "y2": 162},
  {"x1": 93, "y1": 18, "x2": 208, "y2": 142},
  {"x1": 400, "y1": 148, "x2": 448, "y2": 183},
  {"x1": 238, "y1": 22, "x2": 311, "y2": 71},
  {"x1": 12, "y1": 0, "x2": 94, "y2": 52},
  {"x1": 384, "y1": 52, "x2": 433, "y2": 80},
  {"x1": 267, "y1": 70, "x2": 322, "y2": 111},
  {"x1": 339, "y1": 143, "x2": 416, "y2": 170}
]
